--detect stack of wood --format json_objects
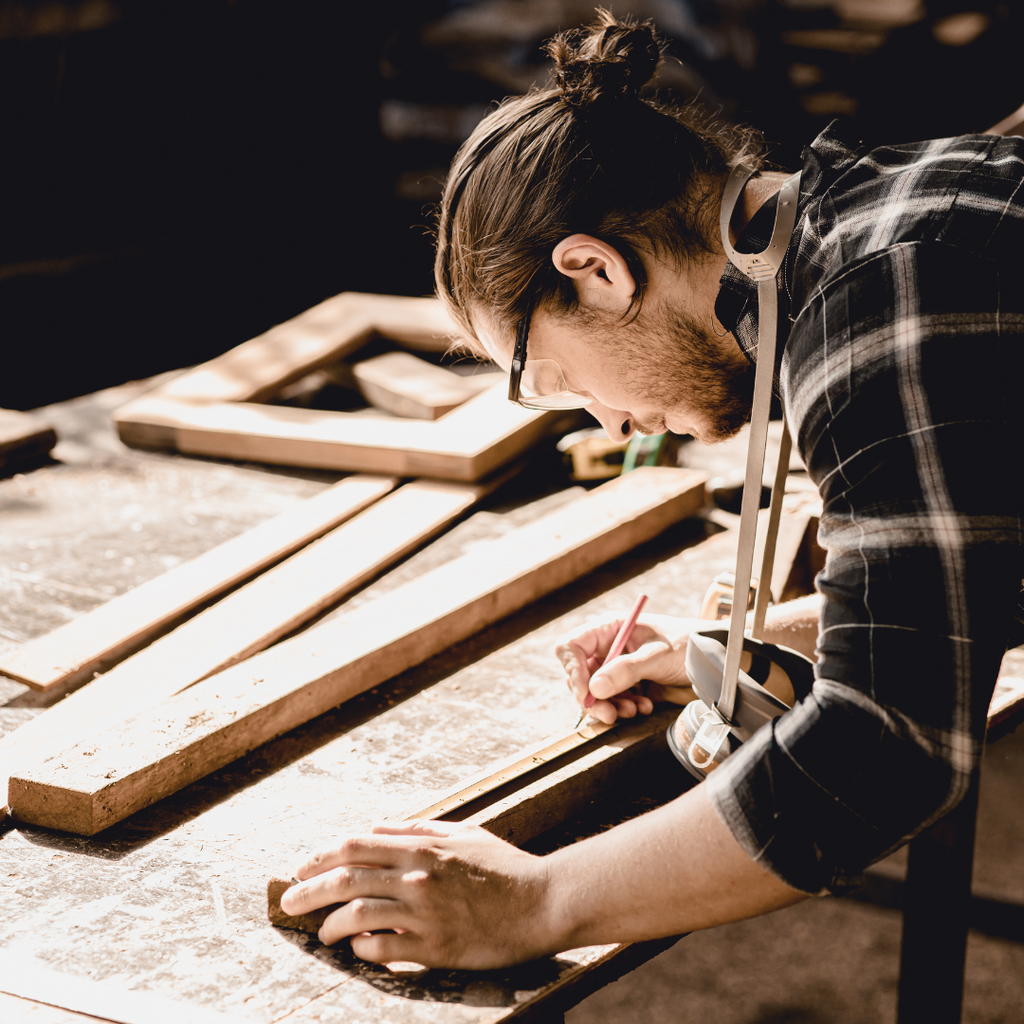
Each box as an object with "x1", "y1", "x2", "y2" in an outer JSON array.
[{"x1": 1, "y1": 292, "x2": 714, "y2": 837}]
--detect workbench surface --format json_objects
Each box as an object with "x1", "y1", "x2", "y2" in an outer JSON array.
[{"x1": 0, "y1": 379, "x2": 739, "y2": 1023}]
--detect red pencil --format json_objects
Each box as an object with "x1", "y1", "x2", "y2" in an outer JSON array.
[{"x1": 575, "y1": 593, "x2": 648, "y2": 727}]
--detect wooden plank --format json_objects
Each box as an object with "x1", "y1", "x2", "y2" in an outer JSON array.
[
  {"x1": 114, "y1": 384, "x2": 559, "y2": 482},
  {"x1": 0, "y1": 409, "x2": 57, "y2": 471},
  {"x1": 0, "y1": 479, "x2": 488, "y2": 793},
  {"x1": 7, "y1": 467, "x2": 707, "y2": 834},
  {"x1": 0, "y1": 991, "x2": 104, "y2": 1023},
  {"x1": 0, "y1": 475, "x2": 397, "y2": 692},
  {"x1": 144, "y1": 292, "x2": 456, "y2": 405},
  {"x1": 352, "y1": 350, "x2": 500, "y2": 420},
  {"x1": 267, "y1": 709, "x2": 677, "y2": 932},
  {"x1": 0, "y1": 952, "x2": 247, "y2": 1024}
]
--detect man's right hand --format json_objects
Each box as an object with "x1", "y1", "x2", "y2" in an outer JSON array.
[{"x1": 555, "y1": 613, "x2": 715, "y2": 724}]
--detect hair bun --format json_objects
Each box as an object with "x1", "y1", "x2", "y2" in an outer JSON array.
[{"x1": 547, "y1": 10, "x2": 662, "y2": 112}]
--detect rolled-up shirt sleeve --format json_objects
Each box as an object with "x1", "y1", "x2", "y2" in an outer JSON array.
[{"x1": 705, "y1": 241, "x2": 1024, "y2": 894}]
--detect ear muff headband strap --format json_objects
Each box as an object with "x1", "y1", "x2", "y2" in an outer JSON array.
[{"x1": 715, "y1": 165, "x2": 801, "y2": 725}]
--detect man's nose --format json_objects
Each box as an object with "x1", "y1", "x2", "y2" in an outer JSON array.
[{"x1": 587, "y1": 402, "x2": 634, "y2": 443}]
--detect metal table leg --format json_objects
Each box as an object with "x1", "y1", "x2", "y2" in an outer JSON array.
[{"x1": 896, "y1": 771, "x2": 981, "y2": 1024}]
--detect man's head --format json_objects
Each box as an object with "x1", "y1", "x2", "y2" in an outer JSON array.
[{"x1": 433, "y1": 11, "x2": 763, "y2": 443}]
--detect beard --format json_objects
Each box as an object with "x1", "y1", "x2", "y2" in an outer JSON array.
[{"x1": 615, "y1": 298, "x2": 755, "y2": 443}]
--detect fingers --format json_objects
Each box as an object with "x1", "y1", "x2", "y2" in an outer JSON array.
[
  {"x1": 318, "y1": 896, "x2": 413, "y2": 947},
  {"x1": 283, "y1": 864, "x2": 395, "y2": 915},
  {"x1": 588, "y1": 638, "x2": 691, "y2": 700},
  {"x1": 555, "y1": 617, "x2": 661, "y2": 703},
  {"x1": 583, "y1": 688, "x2": 653, "y2": 724},
  {"x1": 370, "y1": 820, "x2": 463, "y2": 839},
  {"x1": 348, "y1": 929, "x2": 429, "y2": 967},
  {"x1": 293, "y1": 833, "x2": 421, "y2": 880}
]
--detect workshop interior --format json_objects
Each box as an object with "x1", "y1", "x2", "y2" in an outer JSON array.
[{"x1": 1, "y1": 2, "x2": 1023, "y2": 1024}]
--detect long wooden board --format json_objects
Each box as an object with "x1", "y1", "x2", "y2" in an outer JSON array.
[
  {"x1": 0, "y1": 475, "x2": 397, "y2": 692},
  {"x1": 268, "y1": 709, "x2": 678, "y2": 932},
  {"x1": 0, "y1": 952, "x2": 247, "y2": 1024},
  {"x1": 115, "y1": 383, "x2": 559, "y2": 482},
  {"x1": 7, "y1": 467, "x2": 707, "y2": 834},
  {"x1": 0, "y1": 479, "x2": 488, "y2": 793}
]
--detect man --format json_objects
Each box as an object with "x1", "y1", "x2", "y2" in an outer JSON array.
[{"x1": 280, "y1": 13, "x2": 1024, "y2": 968}]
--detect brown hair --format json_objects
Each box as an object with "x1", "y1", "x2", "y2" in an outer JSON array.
[{"x1": 434, "y1": 9, "x2": 764, "y2": 348}]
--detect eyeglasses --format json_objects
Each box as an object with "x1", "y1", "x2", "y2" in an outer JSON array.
[{"x1": 508, "y1": 313, "x2": 593, "y2": 411}]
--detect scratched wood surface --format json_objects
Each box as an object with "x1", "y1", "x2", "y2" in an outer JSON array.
[{"x1": 0, "y1": 379, "x2": 735, "y2": 1022}]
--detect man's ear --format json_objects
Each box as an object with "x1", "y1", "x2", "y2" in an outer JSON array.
[{"x1": 551, "y1": 234, "x2": 636, "y2": 310}]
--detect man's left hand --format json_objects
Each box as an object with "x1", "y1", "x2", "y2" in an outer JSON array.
[{"x1": 280, "y1": 820, "x2": 556, "y2": 968}]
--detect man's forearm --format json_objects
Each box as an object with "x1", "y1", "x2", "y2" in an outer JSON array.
[
  {"x1": 756, "y1": 592, "x2": 820, "y2": 662},
  {"x1": 541, "y1": 779, "x2": 807, "y2": 950}
]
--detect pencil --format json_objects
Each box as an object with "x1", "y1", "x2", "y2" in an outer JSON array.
[{"x1": 573, "y1": 593, "x2": 649, "y2": 728}]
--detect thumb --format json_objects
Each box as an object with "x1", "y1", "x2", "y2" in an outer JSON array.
[{"x1": 588, "y1": 638, "x2": 691, "y2": 700}]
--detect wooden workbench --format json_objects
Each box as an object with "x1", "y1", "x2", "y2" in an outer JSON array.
[{"x1": 0, "y1": 378, "x2": 746, "y2": 1023}]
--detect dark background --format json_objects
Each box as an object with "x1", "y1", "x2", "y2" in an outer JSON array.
[{"x1": 3, "y1": 0, "x2": 1021, "y2": 410}]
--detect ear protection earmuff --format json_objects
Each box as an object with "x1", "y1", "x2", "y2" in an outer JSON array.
[{"x1": 668, "y1": 164, "x2": 812, "y2": 781}]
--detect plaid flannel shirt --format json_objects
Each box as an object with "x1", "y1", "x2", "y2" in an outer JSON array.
[{"x1": 709, "y1": 123, "x2": 1024, "y2": 894}]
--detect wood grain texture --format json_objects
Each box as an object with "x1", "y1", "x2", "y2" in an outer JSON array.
[
  {"x1": 0, "y1": 953, "x2": 248, "y2": 1024},
  {"x1": 0, "y1": 409, "x2": 58, "y2": 471},
  {"x1": 352, "y1": 351, "x2": 500, "y2": 420},
  {"x1": 0, "y1": 475, "x2": 396, "y2": 692},
  {"x1": 114, "y1": 384, "x2": 558, "y2": 482},
  {"x1": 7, "y1": 467, "x2": 707, "y2": 834},
  {"x1": 0, "y1": 480, "x2": 485, "y2": 793}
]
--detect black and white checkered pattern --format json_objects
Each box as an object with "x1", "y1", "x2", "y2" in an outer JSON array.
[{"x1": 710, "y1": 123, "x2": 1024, "y2": 894}]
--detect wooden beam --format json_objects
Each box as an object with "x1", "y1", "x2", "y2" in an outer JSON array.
[
  {"x1": 0, "y1": 952, "x2": 248, "y2": 1024},
  {"x1": 267, "y1": 709, "x2": 678, "y2": 932},
  {"x1": 0, "y1": 475, "x2": 397, "y2": 692},
  {"x1": 7, "y1": 467, "x2": 707, "y2": 834},
  {"x1": 0, "y1": 408, "x2": 57, "y2": 472},
  {"x1": 114, "y1": 384, "x2": 559, "y2": 482},
  {"x1": 352, "y1": 351, "x2": 500, "y2": 420},
  {"x1": 0, "y1": 479, "x2": 489, "y2": 793}
]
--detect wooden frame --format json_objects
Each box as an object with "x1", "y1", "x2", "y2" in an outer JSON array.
[
  {"x1": 113, "y1": 292, "x2": 560, "y2": 482},
  {"x1": 7, "y1": 468, "x2": 707, "y2": 835}
]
